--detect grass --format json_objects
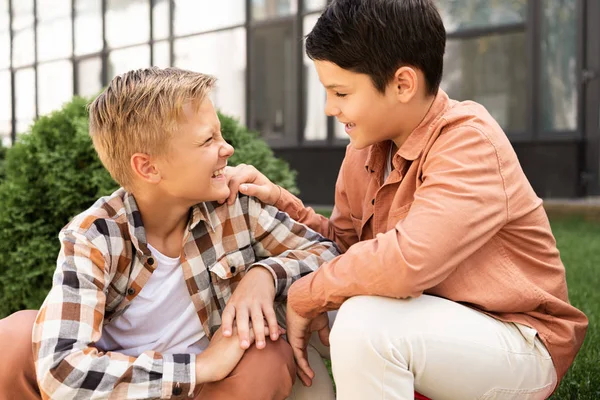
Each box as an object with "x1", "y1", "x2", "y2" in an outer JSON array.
[{"x1": 315, "y1": 211, "x2": 599, "y2": 399}]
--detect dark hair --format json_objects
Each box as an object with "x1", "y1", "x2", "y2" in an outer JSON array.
[{"x1": 306, "y1": 0, "x2": 446, "y2": 95}]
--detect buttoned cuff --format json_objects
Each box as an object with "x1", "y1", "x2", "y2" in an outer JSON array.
[
  {"x1": 160, "y1": 353, "x2": 196, "y2": 399},
  {"x1": 287, "y1": 273, "x2": 324, "y2": 319}
]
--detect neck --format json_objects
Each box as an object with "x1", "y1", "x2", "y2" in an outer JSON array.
[
  {"x1": 132, "y1": 190, "x2": 190, "y2": 242},
  {"x1": 392, "y1": 93, "x2": 436, "y2": 149}
]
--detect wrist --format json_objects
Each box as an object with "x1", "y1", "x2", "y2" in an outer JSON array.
[
  {"x1": 195, "y1": 352, "x2": 212, "y2": 384},
  {"x1": 270, "y1": 184, "x2": 282, "y2": 206}
]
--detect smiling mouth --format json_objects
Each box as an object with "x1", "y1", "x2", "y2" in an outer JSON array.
[{"x1": 212, "y1": 168, "x2": 225, "y2": 178}]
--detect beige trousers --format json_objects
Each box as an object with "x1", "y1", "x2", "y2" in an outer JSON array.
[{"x1": 329, "y1": 295, "x2": 557, "y2": 400}]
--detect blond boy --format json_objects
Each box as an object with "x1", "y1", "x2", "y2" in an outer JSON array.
[{"x1": 0, "y1": 67, "x2": 338, "y2": 400}]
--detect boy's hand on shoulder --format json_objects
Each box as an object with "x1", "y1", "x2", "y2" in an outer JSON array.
[
  {"x1": 195, "y1": 326, "x2": 252, "y2": 384},
  {"x1": 222, "y1": 164, "x2": 281, "y2": 206},
  {"x1": 221, "y1": 267, "x2": 283, "y2": 350}
]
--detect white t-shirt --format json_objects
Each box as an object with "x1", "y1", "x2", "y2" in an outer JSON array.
[
  {"x1": 96, "y1": 244, "x2": 209, "y2": 356},
  {"x1": 384, "y1": 144, "x2": 393, "y2": 181}
]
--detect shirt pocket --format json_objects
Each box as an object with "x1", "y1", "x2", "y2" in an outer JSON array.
[{"x1": 209, "y1": 246, "x2": 256, "y2": 296}]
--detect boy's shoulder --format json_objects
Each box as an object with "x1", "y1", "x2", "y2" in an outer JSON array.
[{"x1": 61, "y1": 188, "x2": 130, "y2": 241}]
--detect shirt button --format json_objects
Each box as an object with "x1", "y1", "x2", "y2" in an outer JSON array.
[
  {"x1": 127, "y1": 287, "x2": 136, "y2": 296},
  {"x1": 230, "y1": 266, "x2": 236, "y2": 274},
  {"x1": 371, "y1": 199, "x2": 375, "y2": 205},
  {"x1": 147, "y1": 257, "x2": 155, "y2": 266},
  {"x1": 172, "y1": 385, "x2": 182, "y2": 396}
]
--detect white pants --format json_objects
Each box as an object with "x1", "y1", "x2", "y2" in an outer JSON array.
[{"x1": 329, "y1": 295, "x2": 557, "y2": 400}]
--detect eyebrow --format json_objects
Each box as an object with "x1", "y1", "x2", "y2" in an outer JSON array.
[{"x1": 325, "y1": 84, "x2": 347, "y2": 90}]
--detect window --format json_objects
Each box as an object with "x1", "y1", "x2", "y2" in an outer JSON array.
[
  {"x1": 0, "y1": 70, "x2": 10, "y2": 145},
  {"x1": 153, "y1": 0, "x2": 170, "y2": 41},
  {"x1": 12, "y1": 0, "x2": 34, "y2": 68},
  {"x1": 252, "y1": 0, "x2": 297, "y2": 21},
  {"x1": 152, "y1": 40, "x2": 171, "y2": 68},
  {"x1": 0, "y1": 0, "x2": 9, "y2": 69},
  {"x1": 249, "y1": 23, "x2": 295, "y2": 141},
  {"x1": 14, "y1": 68, "x2": 36, "y2": 133},
  {"x1": 435, "y1": 0, "x2": 527, "y2": 32},
  {"x1": 302, "y1": 14, "x2": 326, "y2": 141},
  {"x1": 443, "y1": 33, "x2": 527, "y2": 133},
  {"x1": 37, "y1": 0, "x2": 72, "y2": 62},
  {"x1": 106, "y1": 0, "x2": 150, "y2": 48},
  {"x1": 77, "y1": 57, "x2": 103, "y2": 98},
  {"x1": 75, "y1": 0, "x2": 103, "y2": 56},
  {"x1": 174, "y1": 0, "x2": 245, "y2": 36},
  {"x1": 108, "y1": 45, "x2": 151, "y2": 78},
  {"x1": 38, "y1": 61, "x2": 73, "y2": 115},
  {"x1": 174, "y1": 28, "x2": 246, "y2": 123},
  {"x1": 304, "y1": 0, "x2": 326, "y2": 13},
  {"x1": 540, "y1": 0, "x2": 577, "y2": 131}
]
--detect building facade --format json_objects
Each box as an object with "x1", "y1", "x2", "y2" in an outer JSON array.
[{"x1": 1, "y1": 0, "x2": 599, "y2": 204}]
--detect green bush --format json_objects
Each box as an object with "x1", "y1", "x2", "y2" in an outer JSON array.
[
  {"x1": 0, "y1": 97, "x2": 298, "y2": 317},
  {"x1": 0, "y1": 141, "x2": 6, "y2": 182}
]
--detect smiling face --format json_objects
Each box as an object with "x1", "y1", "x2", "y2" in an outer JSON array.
[
  {"x1": 154, "y1": 97, "x2": 234, "y2": 204},
  {"x1": 315, "y1": 60, "x2": 412, "y2": 150}
]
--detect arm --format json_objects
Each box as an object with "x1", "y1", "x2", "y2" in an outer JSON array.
[
  {"x1": 247, "y1": 195, "x2": 341, "y2": 301},
  {"x1": 33, "y1": 230, "x2": 196, "y2": 399},
  {"x1": 288, "y1": 126, "x2": 509, "y2": 318}
]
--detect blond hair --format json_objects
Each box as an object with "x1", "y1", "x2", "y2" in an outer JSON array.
[{"x1": 88, "y1": 67, "x2": 216, "y2": 191}]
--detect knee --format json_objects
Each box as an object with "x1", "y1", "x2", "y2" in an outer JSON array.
[
  {"x1": 330, "y1": 296, "x2": 379, "y2": 354},
  {"x1": 0, "y1": 310, "x2": 37, "y2": 347},
  {"x1": 0, "y1": 310, "x2": 38, "y2": 378},
  {"x1": 240, "y1": 338, "x2": 297, "y2": 399}
]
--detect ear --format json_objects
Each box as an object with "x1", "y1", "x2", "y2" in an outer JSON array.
[
  {"x1": 391, "y1": 66, "x2": 419, "y2": 103},
  {"x1": 130, "y1": 152, "x2": 161, "y2": 184}
]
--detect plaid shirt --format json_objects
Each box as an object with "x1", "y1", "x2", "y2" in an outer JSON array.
[{"x1": 32, "y1": 188, "x2": 339, "y2": 399}]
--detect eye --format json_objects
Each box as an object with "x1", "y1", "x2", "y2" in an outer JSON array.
[
  {"x1": 335, "y1": 92, "x2": 348, "y2": 98},
  {"x1": 202, "y1": 137, "x2": 213, "y2": 145}
]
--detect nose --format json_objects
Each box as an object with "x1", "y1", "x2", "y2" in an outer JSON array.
[
  {"x1": 220, "y1": 140, "x2": 234, "y2": 159},
  {"x1": 324, "y1": 96, "x2": 340, "y2": 117}
]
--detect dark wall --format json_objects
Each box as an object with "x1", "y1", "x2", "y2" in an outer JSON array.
[{"x1": 275, "y1": 141, "x2": 583, "y2": 205}]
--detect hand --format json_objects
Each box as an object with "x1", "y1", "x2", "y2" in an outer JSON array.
[
  {"x1": 286, "y1": 303, "x2": 330, "y2": 387},
  {"x1": 222, "y1": 164, "x2": 281, "y2": 206},
  {"x1": 195, "y1": 326, "x2": 253, "y2": 384},
  {"x1": 221, "y1": 267, "x2": 281, "y2": 350}
]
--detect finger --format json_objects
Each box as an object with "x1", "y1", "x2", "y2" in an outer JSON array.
[
  {"x1": 235, "y1": 307, "x2": 251, "y2": 349},
  {"x1": 227, "y1": 165, "x2": 250, "y2": 205},
  {"x1": 278, "y1": 325, "x2": 286, "y2": 335},
  {"x1": 250, "y1": 306, "x2": 266, "y2": 349},
  {"x1": 262, "y1": 305, "x2": 280, "y2": 341},
  {"x1": 292, "y1": 346, "x2": 315, "y2": 382},
  {"x1": 318, "y1": 324, "x2": 330, "y2": 347},
  {"x1": 220, "y1": 305, "x2": 236, "y2": 337},
  {"x1": 297, "y1": 368, "x2": 313, "y2": 387}
]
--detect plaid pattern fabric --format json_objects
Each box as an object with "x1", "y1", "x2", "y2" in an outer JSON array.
[{"x1": 32, "y1": 188, "x2": 339, "y2": 399}]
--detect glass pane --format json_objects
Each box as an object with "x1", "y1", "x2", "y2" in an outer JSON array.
[
  {"x1": 38, "y1": 61, "x2": 73, "y2": 115},
  {"x1": 0, "y1": 70, "x2": 11, "y2": 140},
  {"x1": 0, "y1": 0, "x2": 9, "y2": 68},
  {"x1": 435, "y1": 0, "x2": 526, "y2": 33},
  {"x1": 77, "y1": 57, "x2": 103, "y2": 98},
  {"x1": 37, "y1": 0, "x2": 72, "y2": 62},
  {"x1": 152, "y1": 40, "x2": 171, "y2": 68},
  {"x1": 252, "y1": 0, "x2": 297, "y2": 21},
  {"x1": 12, "y1": 0, "x2": 34, "y2": 67},
  {"x1": 108, "y1": 45, "x2": 150, "y2": 78},
  {"x1": 174, "y1": 0, "x2": 245, "y2": 36},
  {"x1": 540, "y1": 0, "x2": 577, "y2": 131},
  {"x1": 304, "y1": 0, "x2": 326, "y2": 12},
  {"x1": 153, "y1": 0, "x2": 169, "y2": 40},
  {"x1": 14, "y1": 68, "x2": 36, "y2": 128},
  {"x1": 303, "y1": 14, "x2": 326, "y2": 141},
  {"x1": 442, "y1": 32, "x2": 527, "y2": 132},
  {"x1": 75, "y1": 0, "x2": 103, "y2": 55},
  {"x1": 248, "y1": 24, "x2": 293, "y2": 138},
  {"x1": 106, "y1": 0, "x2": 150, "y2": 48},
  {"x1": 174, "y1": 28, "x2": 246, "y2": 123}
]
